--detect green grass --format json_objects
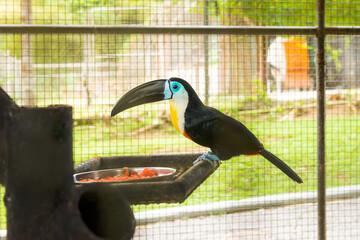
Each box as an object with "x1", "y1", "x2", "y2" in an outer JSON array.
[
  {"x1": 1, "y1": 114, "x2": 360, "y2": 228},
  {"x1": 0, "y1": 188, "x2": 5, "y2": 230},
  {"x1": 73, "y1": 114, "x2": 360, "y2": 213}
]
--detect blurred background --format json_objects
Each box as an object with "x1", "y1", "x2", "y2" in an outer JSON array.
[{"x1": 0, "y1": 0, "x2": 360, "y2": 239}]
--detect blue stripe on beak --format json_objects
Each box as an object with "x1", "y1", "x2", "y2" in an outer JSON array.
[{"x1": 163, "y1": 79, "x2": 172, "y2": 100}]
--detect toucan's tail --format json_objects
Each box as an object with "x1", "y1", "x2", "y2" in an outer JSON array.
[{"x1": 260, "y1": 149, "x2": 303, "y2": 183}]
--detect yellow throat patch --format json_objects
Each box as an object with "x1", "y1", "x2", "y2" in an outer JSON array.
[
  {"x1": 169, "y1": 102, "x2": 192, "y2": 141},
  {"x1": 170, "y1": 103, "x2": 181, "y2": 134}
]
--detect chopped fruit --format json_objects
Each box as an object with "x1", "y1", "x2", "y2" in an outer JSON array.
[{"x1": 80, "y1": 167, "x2": 157, "y2": 183}]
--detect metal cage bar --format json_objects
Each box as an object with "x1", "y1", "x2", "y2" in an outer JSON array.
[
  {"x1": 1, "y1": 24, "x2": 360, "y2": 35},
  {"x1": 317, "y1": 0, "x2": 326, "y2": 239}
]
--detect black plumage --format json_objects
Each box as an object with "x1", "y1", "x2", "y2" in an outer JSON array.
[{"x1": 174, "y1": 78, "x2": 302, "y2": 183}]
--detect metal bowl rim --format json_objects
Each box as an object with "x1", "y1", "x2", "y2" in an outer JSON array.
[{"x1": 73, "y1": 167, "x2": 177, "y2": 183}]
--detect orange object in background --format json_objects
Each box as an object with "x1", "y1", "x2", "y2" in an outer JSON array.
[
  {"x1": 283, "y1": 38, "x2": 311, "y2": 89},
  {"x1": 80, "y1": 167, "x2": 158, "y2": 183}
]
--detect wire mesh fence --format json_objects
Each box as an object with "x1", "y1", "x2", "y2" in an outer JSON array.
[{"x1": 0, "y1": 0, "x2": 360, "y2": 239}]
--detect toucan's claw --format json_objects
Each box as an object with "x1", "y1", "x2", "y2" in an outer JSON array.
[{"x1": 193, "y1": 151, "x2": 221, "y2": 169}]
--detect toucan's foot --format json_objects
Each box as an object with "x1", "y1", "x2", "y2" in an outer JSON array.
[{"x1": 193, "y1": 151, "x2": 221, "y2": 169}]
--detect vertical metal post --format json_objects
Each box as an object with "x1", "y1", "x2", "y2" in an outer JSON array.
[
  {"x1": 204, "y1": 0, "x2": 210, "y2": 105},
  {"x1": 317, "y1": 0, "x2": 326, "y2": 239}
]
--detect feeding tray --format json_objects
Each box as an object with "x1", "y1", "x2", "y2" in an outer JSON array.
[
  {"x1": 74, "y1": 153, "x2": 220, "y2": 204},
  {"x1": 74, "y1": 167, "x2": 177, "y2": 183}
]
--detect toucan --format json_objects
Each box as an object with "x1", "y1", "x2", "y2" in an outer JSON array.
[{"x1": 111, "y1": 77, "x2": 303, "y2": 183}]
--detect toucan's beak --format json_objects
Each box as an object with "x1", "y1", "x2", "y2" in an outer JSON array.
[{"x1": 111, "y1": 79, "x2": 172, "y2": 117}]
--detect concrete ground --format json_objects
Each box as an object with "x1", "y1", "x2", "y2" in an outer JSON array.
[{"x1": 133, "y1": 197, "x2": 360, "y2": 240}]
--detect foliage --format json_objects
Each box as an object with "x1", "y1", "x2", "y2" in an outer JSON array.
[
  {"x1": 2, "y1": 0, "x2": 359, "y2": 63},
  {"x1": 248, "y1": 79, "x2": 271, "y2": 105},
  {"x1": 0, "y1": 0, "x2": 153, "y2": 63},
  {"x1": 205, "y1": 0, "x2": 360, "y2": 26}
]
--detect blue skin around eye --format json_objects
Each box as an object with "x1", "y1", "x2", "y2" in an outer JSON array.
[{"x1": 171, "y1": 82, "x2": 181, "y2": 92}]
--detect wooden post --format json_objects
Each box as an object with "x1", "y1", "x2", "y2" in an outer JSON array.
[{"x1": 0, "y1": 88, "x2": 135, "y2": 239}]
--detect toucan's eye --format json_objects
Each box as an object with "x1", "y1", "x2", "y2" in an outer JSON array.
[{"x1": 171, "y1": 82, "x2": 181, "y2": 92}]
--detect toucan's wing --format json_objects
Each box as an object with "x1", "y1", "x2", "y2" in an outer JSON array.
[
  {"x1": 185, "y1": 106, "x2": 263, "y2": 160},
  {"x1": 208, "y1": 109, "x2": 303, "y2": 183},
  {"x1": 209, "y1": 109, "x2": 264, "y2": 159},
  {"x1": 185, "y1": 106, "x2": 303, "y2": 183}
]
